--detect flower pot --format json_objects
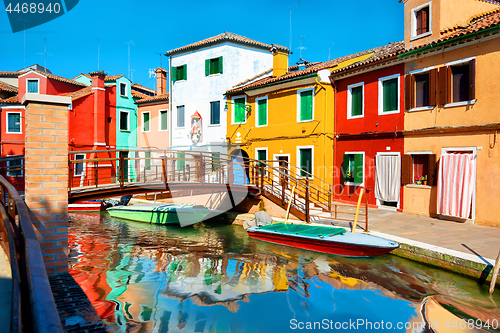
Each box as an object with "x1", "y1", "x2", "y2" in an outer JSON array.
[
  {"x1": 423, "y1": 180, "x2": 428, "y2": 185},
  {"x1": 416, "y1": 181, "x2": 422, "y2": 185}
]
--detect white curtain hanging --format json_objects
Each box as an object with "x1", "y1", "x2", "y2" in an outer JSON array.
[
  {"x1": 437, "y1": 153, "x2": 475, "y2": 219},
  {"x1": 375, "y1": 155, "x2": 401, "y2": 202}
]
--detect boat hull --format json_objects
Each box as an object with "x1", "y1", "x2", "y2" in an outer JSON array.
[
  {"x1": 247, "y1": 226, "x2": 398, "y2": 257},
  {"x1": 69, "y1": 201, "x2": 106, "y2": 212},
  {"x1": 107, "y1": 204, "x2": 210, "y2": 226}
]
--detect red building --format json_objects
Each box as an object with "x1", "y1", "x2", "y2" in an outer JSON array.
[{"x1": 329, "y1": 42, "x2": 406, "y2": 210}]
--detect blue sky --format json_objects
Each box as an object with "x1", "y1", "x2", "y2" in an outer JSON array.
[{"x1": 0, "y1": 0, "x2": 403, "y2": 90}]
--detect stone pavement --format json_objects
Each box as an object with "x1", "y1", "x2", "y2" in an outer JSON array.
[{"x1": 0, "y1": 246, "x2": 11, "y2": 332}]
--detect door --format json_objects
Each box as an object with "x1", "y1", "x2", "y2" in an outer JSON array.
[
  {"x1": 272, "y1": 155, "x2": 289, "y2": 188},
  {"x1": 375, "y1": 153, "x2": 401, "y2": 209},
  {"x1": 232, "y1": 154, "x2": 249, "y2": 185},
  {"x1": 120, "y1": 151, "x2": 129, "y2": 182}
]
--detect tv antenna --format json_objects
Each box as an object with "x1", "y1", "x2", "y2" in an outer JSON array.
[
  {"x1": 157, "y1": 52, "x2": 162, "y2": 68},
  {"x1": 298, "y1": 34, "x2": 306, "y2": 59},
  {"x1": 126, "y1": 40, "x2": 134, "y2": 78},
  {"x1": 289, "y1": 1, "x2": 300, "y2": 58}
]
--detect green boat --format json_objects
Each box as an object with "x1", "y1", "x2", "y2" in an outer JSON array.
[{"x1": 106, "y1": 203, "x2": 211, "y2": 227}]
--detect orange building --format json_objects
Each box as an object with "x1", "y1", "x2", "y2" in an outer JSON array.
[{"x1": 400, "y1": 0, "x2": 500, "y2": 226}]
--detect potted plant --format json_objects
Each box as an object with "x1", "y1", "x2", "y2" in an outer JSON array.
[
  {"x1": 415, "y1": 176, "x2": 427, "y2": 185},
  {"x1": 346, "y1": 170, "x2": 354, "y2": 182},
  {"x1": 422, "y1": 175, "x2": 428, "y2": 185}
]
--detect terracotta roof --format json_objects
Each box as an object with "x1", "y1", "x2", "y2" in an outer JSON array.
[
  {"x1": 25, "y1": 69, "x2": 87, "y2": 87},
  {"x1": 0, "y1": 95, "x2": 19, "y2": 104},
  {"x1": 166, "y1": 32, "x2": 289, "y2": 56},
  {"x1": 406, "y1": 10, "x2": 500, "y2": 54},
  {"x1": 136, "y1": 93, "x2": 170, "y2": 104},
  {"x1": 73, "y1": 73, "x2": 91, "y2": 80},
  {"x1": 226, "y1": 45, "x2": 393, "y2": 94},
  {"x1": 62, "y1": 86, "x2": 93, "y2": 101},
  {"x1": 131, "y1": 83, "x2": 155, "y2": 94},
  {"x1": 329, "y1": 41, "x2": 405, "y2": 76},
  {"x1": 104, "y1": 75, "x2": 124, "y2": 82},
  {"x1": 0, "y1": 71, "x2": 20, "y2": 77},
  {"x1": 131, "y1": 89, "x2": 150, "y2": 99},
  {"x1": 233, "y1": 68, "x2": 272, "y2": 88},
  {"x1": 478, "y1": 0, "x2": 500, "y2": 5},
  {"x1": 0, "y1": 82, "x2": 17, "y2": 93}
]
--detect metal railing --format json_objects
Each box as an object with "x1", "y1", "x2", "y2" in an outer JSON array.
[{"x1": 0, "y1": 174, "x2": 63, "y2": 333}]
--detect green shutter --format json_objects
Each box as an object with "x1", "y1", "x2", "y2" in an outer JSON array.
[
  {"x1": 258, "y1": 99, "x2": 267, "y2": 126},
  {"x1": 177, "y1": 153, "x2": 185, "y2": 170},
  {"x1": 145, "y1": 152, "x2": 151, "y2": 171},
  {"x1": 160, "y1": 111, "x2": 168, "y2": 130},
  {"x1": 300, "y1": 90, "x2": 313, "y2": 121},
  {"x1": 171, "y1": 67, "x2": 177, "y2": 82},
  {"x1": 182, "y1": 65, "x2": 187, "y2": 80},
  {"x1": 353, "y1": 154, "x2": 363, "y2": 184},
  {"x1": 351, "y1": 86, "x2": 363, "y2": 116},
  {"x1": 234, "y1": 98, "x2": 246, "y2": 123},
  {"x1": 218, "y1": 56, "x2": 223, "y2": 74},
  {"x1": 257, "y1": 150, "x2": 266, "y2": 168},
  {"x1": 143, "y1": 113, "x2": 150, "y2": 131},
  {"x1": 299, "y1": 148, "x2": 312, "y2": 177},
  {"x1": 342, "y1": 154, "x2": 349, "y2": 182},
  {"x1": 205, "y1": 59, "x2": 210, "y2": 76},
  {"x1": 383, "y1": 78, "x2": 398, "y2": 112}
]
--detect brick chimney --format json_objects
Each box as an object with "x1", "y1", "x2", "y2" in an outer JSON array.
[
  {"x1": 155, "y1": 68, "x2": 168, "y2": 95},
  {"x1": 270, "y1": 44, "x2": 288, "y2": 78},
  {"x1": 90, "y1": 70, "x2": 106, "y2": 147}
]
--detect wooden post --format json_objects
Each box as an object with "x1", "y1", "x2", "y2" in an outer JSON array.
[
  {"x1": 285, "y1": 186, "x2": 296, "y2": 224},
  {"x1": 161, "y1": 156, "x2": 168, "y2": 189},
  {"x1": 305, "y1": 178, "x2": 310, "y2": 224},
  {"x1": 95, "y1": 161, "x2": 98, "y2": 188},
  {"x1": 335, "y1": 205, "x2": 337, "y2": 220},
  {"x1": 68, "y1": 157, "x2": 73, "y2": 195},
  {"x1": 351, "y1": 188, "x2": 365, "y2": 233},
  {"x1": 365, "y1": 194, "x2": 369, "y2": 232},
  {"x1": 119, "y1": 153, "x2": 125, "y2": 190},
  {"x1": 489, "y1": 249, "x2": 500, "y2": 294},
  {"x1": 260, "y1": 165, "x2": 264, "y2": 192}
]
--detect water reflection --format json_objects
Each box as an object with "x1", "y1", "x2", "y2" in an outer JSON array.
[{"x1": 69, "y1": 213, "x2": 500, "y2": 332}]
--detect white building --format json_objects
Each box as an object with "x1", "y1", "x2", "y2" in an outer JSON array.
[{"x1": 166, "y1": 32, "x2": 289, "y2": 155}]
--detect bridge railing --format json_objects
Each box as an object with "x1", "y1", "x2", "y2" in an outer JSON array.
[
  {"x1": 0, "y1": 155, "x2": 25, "y2": 193},
  {"x1": 0, "y1": 175, "x2": 63, "y2": 333}
]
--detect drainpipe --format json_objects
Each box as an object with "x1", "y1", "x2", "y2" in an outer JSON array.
[
  {"x1": 168, "y1": 55, "x2": 173, "y2": 153},
  {"x1": 330, "y1": 77, "x2": 337, "y2": 202},
  {"x1": 315, "y1": 75, "x2": 328, "y2": 185}
]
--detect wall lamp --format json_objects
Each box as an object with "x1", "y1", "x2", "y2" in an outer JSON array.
[{"x1": 224, "y1": 101, "x2": 252, "y2": 118}]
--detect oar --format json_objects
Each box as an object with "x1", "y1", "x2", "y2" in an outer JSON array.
[
  {"x1": 351, "y1": 188, "x2": 365, "y2": 233},
  {"x1": 285, "y1": 185, "x2": 296, "y2": 224}
]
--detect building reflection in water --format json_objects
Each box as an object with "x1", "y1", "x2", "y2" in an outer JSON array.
[{"x1": 69, "y1": 213, "x2": 500, "y2": 333}]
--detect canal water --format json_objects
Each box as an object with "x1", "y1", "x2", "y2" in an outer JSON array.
[{"x1": 69, "y1": 213, "x2": 500, "y2": 332}]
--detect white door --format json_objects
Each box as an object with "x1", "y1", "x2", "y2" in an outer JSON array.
[{"x1": 375, "y1": 153, "x2": 401, "y2": 209}]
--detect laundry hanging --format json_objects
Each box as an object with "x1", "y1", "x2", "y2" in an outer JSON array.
[
  {"x1": 374, "y1": 154, "x2": 401, "y2": 202},
  {"x1": 437, "y1": 153, "x2": 476, "y2": 219}
]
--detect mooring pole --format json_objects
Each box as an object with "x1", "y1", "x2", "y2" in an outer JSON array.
[{"x1": 489, "y1": 249, "x2": 500, "y2": 294}]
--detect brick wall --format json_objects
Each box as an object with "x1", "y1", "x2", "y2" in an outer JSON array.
[{"x1": 23, "y1": 94, "x2": 71, "y2": 275}]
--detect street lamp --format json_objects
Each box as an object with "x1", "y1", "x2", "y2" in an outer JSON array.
[{"x1": 224, "y1": 101, "x2": 252, "y2": 118}]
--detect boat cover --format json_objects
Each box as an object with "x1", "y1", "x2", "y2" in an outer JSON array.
[{"x1": 257, "y1": 223, "x2": 346, "y2": 237}]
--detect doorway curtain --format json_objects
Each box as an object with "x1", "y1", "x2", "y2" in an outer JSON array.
[
  {"x1": 374, "y1": 155, "x2": 401, "y2": 202},
  {"x1": 437, "y1": 153, "x2": 475, "y2": 219}
]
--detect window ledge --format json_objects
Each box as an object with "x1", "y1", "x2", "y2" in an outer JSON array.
[
  {"x1": 207, "y1": 73, "x2": 222, "y2": 77},
  {"x1": 6, "y1": 131, "x2": 22, "y2": 134},
  {"x1": 255, "y1": 124, "x2": 268, "y2": 128},
  {"x1": 347, "y1": 115, "x2": 364, "y2": 120},
  {"x1": 120, "y1": 130, "x2": 131, "y2": 132},
  {"x1": 410, "y1": 31, "x2": 432, "y2": 41},
  {"x1": 408, "y1": 106, "x2": 434, "y2": 112},
  {"x1": 406, "y1": 184, "x2": 432, "y2": 189},
  {"x1": 208, "y1": 124, "x2": 221, "y2": 127},
  {"x1": 378, "y1": 109, "x2": 400, "y2": 115},
  {"x1": 444, "y1": 100, "x2": 476, "y2": 108},
  {"x1": 297, "y1": 119, "x2": 314, "y2": 123},
  {"x1": 344, "y1": 182, "x2": 364, "y2": 187}
]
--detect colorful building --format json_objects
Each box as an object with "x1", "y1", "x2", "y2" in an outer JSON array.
[
  {"x1": 399, "y1": 0, "x2": 500, "y2": 226},
  {"x1": 329, "y1": 42, "x2": 406, "y2": 209},
  {"x1": 224, "y1": 48, "x2": 375, "y2": 188},
  {"x1": 166, "y1": 32, "x2": 289, "y2": 159}
]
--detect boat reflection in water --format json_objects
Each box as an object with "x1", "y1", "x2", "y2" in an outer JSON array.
[{"x1": 69, "y1": 213, "x2": 500, "y2": 332}]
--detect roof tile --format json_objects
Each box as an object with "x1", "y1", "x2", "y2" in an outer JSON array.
[
  {"x1": 136, "y1": 93, "x2": 169, "y2": 104},
  {"x1": 0, "y1": 82, "x2": 18, "y2": 93}
]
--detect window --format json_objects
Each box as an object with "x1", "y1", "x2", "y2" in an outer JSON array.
[
  {"x1": 7, "y1": 157, "x2": 23, "y2": 177},
  {"x1": 378, "y1": 75, "x2": 399, "y2": 114},
  {"x1": 232, "y1": 96, "x2": 246, "y2": 124},
  {"x1": 297, "y1": 88, "x2": 313, "y2": 122},
  {"x1": 210, "y1": 101, "x2": 220, "y2": 125},
  {"x1": 177, "y1": 153, "x2": 185, "y2": 170},
  {"x1": 6, "y1": 112, "x2": 22, "y2": 133},
  {"x1": 74, "y1": 154, "x2": 85, "y2": 176},
  {"x1": 342, "y1": 152, "x2": 364, "y2": 185},
  {"x1": 347, "y1": 83, "x2": 364, "y2": 118},
  {"x1": 406, "y1": 67, "x2": 437, "y2": 110},
  {"x1": 438, "y1": 58, "x2": 476, "y2": 106},
  {"x1": 27, "y1": 79, "x2": 39, "y2": 93},
  {"x1": 211, "y1": 152, "x2": 221, "y2": 171},
  {"x1": 159, "y1": 110, "x2": 168, "y2": 131},
  {"x1": 256, "y1": 148, "x2": 267, "y2": 167},
  {"x1": 412, "y1": 2, "x2": 431, "y2": 38},
  {"x1": 297, "y1": 146, "x2": 313, "y2": 178},
  {"x1": 177, "y1": 106, "x2": 185, "y2": 127},
  {"x1": 402, "y1": 153, "x2": 436, "y2": 186},
  {"x1": 142, "y1": 112, "x2": 150, "y2": 132},
  {"x1": 205, "y1": 56, "x2": 223, "y2": 76},
  {"x1": 145, "y1": 152, "x2": 151, "y2": 171},
  {"x1": 119, "y1": 110, "x2": 129, "y2": 131},
  {"x1": 255, "y1": 97, "x2": 268, "y2": 127},
  {"x1": 172, "y1": 65, "x2": 187, "y2": 82},
  {"x1": 119, "y1": 82, "x2": 127, "y2": 96}
]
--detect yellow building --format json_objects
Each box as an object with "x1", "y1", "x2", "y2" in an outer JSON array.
[
  {"x1": 401, "y1": 0, "x2": 500, "y2": 226},
  {"x1": 224, "y1": 49, "x2": 374, "y2": 187}
]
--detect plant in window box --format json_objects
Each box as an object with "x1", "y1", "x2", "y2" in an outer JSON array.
[
  {"x1": 346, "y1": 171, "x2": 354, "y2": 182},
  {"x1": 415, "y1": 176, "x2": 427, "y2": 185}
]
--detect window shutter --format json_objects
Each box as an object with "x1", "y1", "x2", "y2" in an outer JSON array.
[
  {"x1": 171, "y1": 67, "x2": 177, "y2": 82},
  {"x1": 429, "y1": 69, "x2": 437, "y2": 106},
  {"x1": 342, "y1": 154, "x2": 349, "y2": 183},
  {"x1": 427, "y1": 154, "x2": 436, "y2": 186},
  {"x1": 405, "y1": 74, "x2": 413, "y2": 110},
  {"x1": 161, "y1": 111, "x2": 168, "y2": 130},
  {"x1": 468, "y1": 59, "x2": 476, "y2": 101},
  {"x1": 438, "y1": 66, "x2": 449, "y2": 105},
  {"x1": 353, "y1": 154, "x2": 363, "y2": 184},
  {"x1": 258, "y1": 99, "x2": 267, "y2": 126},
  {"x1": 182, "y1": 65, "x2": 187, "y2": 80},
  {"x1": 299, "y1": 149, "x2": 312, "y2": 176},
  {"x1": 421, "y1": 7, "x2": 428, "y2": 33},
  {"x1": 205, "y1": 59, "x2": 210, "y2": 76},
  {"x1": 218, "y1": 56, "x2": 223, "y2": 74},
  {"x1": 351, "y1": 86, "x2": 362, "y2": 116},
  {"x1": 234, "y1": 98, "x2": 246, "y2": 123},
  {"x1": 401, "y1": 154, "x2": 412, "y2": 185},
  {"x1": 177, "y1": 153, "x2": 185, "y2": 170},
  {"x1": 383, "y1": 78, "x2": 397, "y2": 112},
  {"x1": 300, "y1": 90, "x2": 313, "y2": 121}
]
